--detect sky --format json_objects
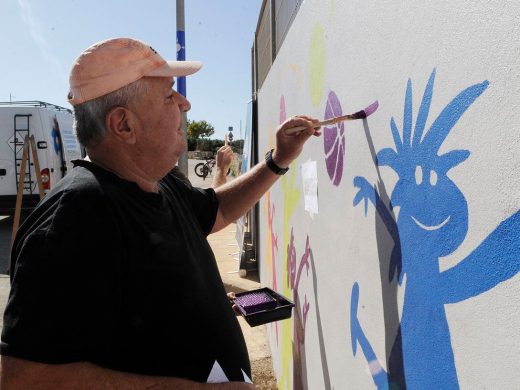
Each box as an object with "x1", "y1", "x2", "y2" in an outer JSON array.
[{"x1": 0, "y1": 0, "x2": 263, "y2": 141}]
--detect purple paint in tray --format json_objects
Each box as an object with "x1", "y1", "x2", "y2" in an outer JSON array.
[
  {"x1": 235, "y1": 291, "x2": 277, "y2": 314},
  {"x1": 233, "y1": 287, "x2": 295, "y2": 327}
]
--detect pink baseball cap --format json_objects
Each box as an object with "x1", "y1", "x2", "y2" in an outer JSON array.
[{"x1": 67, "y1": 37, "x2": 202, "y2": 105}]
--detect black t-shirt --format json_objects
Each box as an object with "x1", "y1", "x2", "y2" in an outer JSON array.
[{"x1": 1, "y1": 160, "x2": 251, "y2": 383}]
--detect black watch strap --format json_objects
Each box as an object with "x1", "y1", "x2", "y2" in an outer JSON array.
[{"x1": 265, "y1": 149, "x2": 289, "y2": 175}]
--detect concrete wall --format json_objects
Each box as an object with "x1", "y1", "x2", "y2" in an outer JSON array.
[{"x1": 256, "y1": 1, "x2": 520, "y2": 389}]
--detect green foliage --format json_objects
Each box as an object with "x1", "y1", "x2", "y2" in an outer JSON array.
[
  {"x1": 185, "y1": 118, "x2": 245, "y2": 155},
  {"x1": 231, "y1": 139, "x2": 244, "y2": 154},
  {"x1": 196, "y1": 138, "x2": 214, "y2": 152},
  {"x1": 212, "y1": 140, "x2": 225, "y2": 153},
  {"x1": 193, "y1": 138, "x2": 245, "y2": 155},
  {"x1": 187, "y1": 120, "x2": 215, "y2": 139},
  {"x1": 187, "y1": 137, "x2": 197, "y2": 151}
]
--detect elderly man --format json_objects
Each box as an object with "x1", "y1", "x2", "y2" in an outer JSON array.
[{"x1": 0, "y1": 38, "x2": 320, "y2": 389}]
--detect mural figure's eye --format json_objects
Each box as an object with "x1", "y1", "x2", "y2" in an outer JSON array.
[
  {"x1": 415, "y1": 166, "x2": 423, "y2": 185},
  {"x1": 430, "y1": 170, "x2": 438, "y2": 186}
]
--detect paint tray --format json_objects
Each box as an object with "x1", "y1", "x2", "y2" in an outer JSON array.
[{"x1": 233, "y1": 287, "x2": 295, "y2": 327}]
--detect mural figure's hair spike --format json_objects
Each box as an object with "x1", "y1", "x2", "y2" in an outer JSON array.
[
  {"x1": 390, "y1": 117, "x2": 403, "y2": 154},
  {"x1": 421, "y1": 80, "x2": 489, "y2": 155},
  {"x1": 403, "y1": 78, "x2": 413, "y2": 150},
  {"x1": 413, "y1": 69, "x2": 436, "y2": 147},
  {"x1": 437, "y1": 149, "x2": 470, "y2": 172}
]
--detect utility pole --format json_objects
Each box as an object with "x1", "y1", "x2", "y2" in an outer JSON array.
[{"x1": 176, "y1": 0, "x2": 188, "y2": 176}]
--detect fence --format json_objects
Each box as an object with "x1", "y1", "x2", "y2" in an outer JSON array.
[{"x1": 253, "y1": 0, "x2": 303, "y2": 91}]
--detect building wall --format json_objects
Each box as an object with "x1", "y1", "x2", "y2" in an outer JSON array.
[{"x1": 256, "y1": 1, "x2": 520, "y2": 388}]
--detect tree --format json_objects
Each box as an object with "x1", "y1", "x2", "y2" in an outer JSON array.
[
  {"x1": 186, "y1": 137, "x2": 197, "y2": 151},
  {"x1": 196, "y1": 138, "x2": 213, "y2": 152},
  {"x1": 187, "y1": 120, "x2": 215, "y2": 139}
]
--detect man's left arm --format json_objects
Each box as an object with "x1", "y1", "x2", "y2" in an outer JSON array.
[{"x1": 211, "y1": 115, "x2": 320, "y2": 233}]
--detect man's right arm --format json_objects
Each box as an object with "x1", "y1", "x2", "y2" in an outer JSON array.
[{"x1": 1, "y1": 356, "x2": 255, "y2": 390}]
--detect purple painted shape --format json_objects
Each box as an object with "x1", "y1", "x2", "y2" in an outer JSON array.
[
  {"x1": 335, "y1": 138, "x2": 344, "y2": 186},
  {"x1": 323, "y1": 91, "x2": 345, "y2": 186},
  {"x1": 364, "y1": 100, "x2": 379, "y2": 118},
  {"x1": 323, "y1": 127, "x2": 337, "y2": 154},
  {"x1": 325, "y1": 130, "x2": 339, "y2": 178},
  {"x1": 280, "y1": 95, "x2": 286, "y2": 124}
]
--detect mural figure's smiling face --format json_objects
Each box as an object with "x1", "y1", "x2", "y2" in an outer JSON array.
[{"x1": 396, "y1": 164, "x2": 468, "y2": 258}]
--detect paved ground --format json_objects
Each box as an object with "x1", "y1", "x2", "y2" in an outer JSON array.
[{"x1": 0, "y1": 159, "x2": 277, "y2": 388}]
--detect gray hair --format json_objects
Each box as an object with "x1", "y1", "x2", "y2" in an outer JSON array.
[{"x1": 72, "y1": 78, "x2": 149, "y2": 148}]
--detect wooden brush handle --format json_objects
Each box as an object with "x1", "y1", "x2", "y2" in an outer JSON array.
[{"x1": 284, "y1": 115, "x2": 354, "y2": 135}]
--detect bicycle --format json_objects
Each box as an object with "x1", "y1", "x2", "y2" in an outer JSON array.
[
  {"x1": 194, "y1": 158, "x2": 232, "y2": 180},
  {"x1": 194, "y1": 158, "x2": 216, "y2": 180}
]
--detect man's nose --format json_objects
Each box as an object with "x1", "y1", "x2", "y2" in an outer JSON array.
[{"x1": 177, "y1": 92, "x2": 191, "y2": 112}]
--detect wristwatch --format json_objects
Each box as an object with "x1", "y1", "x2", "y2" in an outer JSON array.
[{"x1": 265, "y1": 149, "x2": 289, "y2": 175}]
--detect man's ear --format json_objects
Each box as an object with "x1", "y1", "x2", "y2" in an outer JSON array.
[{"x1": 106, "y1": 107, "x2": 136, "y2": 144}]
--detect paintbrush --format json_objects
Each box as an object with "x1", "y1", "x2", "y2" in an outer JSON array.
[{"x1": 284, "y1": 100, "x2": 379, "y2": 135}]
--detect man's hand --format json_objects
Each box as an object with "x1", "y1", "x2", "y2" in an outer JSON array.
[
  {"x1": 212, "y1": 146, "x2": 234, "y2": 188},
  {"x1": 272, "y1": 115, "x2": 321, "y2": 168},
  {"x1": 227, "y1": 292, "x2": 242, "y2": 316}
]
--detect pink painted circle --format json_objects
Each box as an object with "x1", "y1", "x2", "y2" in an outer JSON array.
[{"x1": 323, "y1": 91, "x2": 345, "y2": 186}]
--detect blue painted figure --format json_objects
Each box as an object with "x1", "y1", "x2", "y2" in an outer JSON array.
[{"x1": 350, "y1": 69, "x2": 520, "y2": 389}]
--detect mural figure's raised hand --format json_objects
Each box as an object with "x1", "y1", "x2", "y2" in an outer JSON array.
[{"x1": 353, "y1": 176, "x2": 376, "y2": 216}]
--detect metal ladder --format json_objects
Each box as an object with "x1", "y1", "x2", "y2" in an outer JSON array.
[{"x1": 13, "y1": 114, "x2": 34, "y2": 195}]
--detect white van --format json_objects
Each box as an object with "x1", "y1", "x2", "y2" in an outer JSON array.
[{"x1": 0, "y1": 101, "x2": 83, "y2": 214}]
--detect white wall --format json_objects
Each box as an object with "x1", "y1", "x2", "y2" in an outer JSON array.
[{"x1": 256, "y1": 1, "x2": 520, "y2": 389}]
